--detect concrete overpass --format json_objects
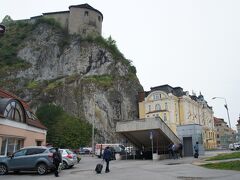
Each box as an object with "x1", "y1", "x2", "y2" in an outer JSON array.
[{"x1": 116, "y1": 117, "x2": 181, "y2": 154}]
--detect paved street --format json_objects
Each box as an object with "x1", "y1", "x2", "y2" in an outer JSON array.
[{"x1": 1, "y1": 151, "x2": 240, "y2": 180}]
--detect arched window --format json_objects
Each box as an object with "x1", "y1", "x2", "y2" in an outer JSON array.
[
  {"x1": 155, "y1": 104, "x2": 161, "y2": 111},
  {"x1": 3, "y1": 100, "x2": 25, "y2": 123}
]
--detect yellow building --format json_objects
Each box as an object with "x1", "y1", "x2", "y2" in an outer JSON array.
[{"x1": 138, "y1": 84, "x2": 217, "y2": 150}]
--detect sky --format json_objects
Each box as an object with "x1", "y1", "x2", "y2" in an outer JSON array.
[{"x1": 1, "y1": 0, "x2": 240, "y2": 130}]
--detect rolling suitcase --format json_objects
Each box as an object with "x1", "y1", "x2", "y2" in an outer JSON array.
[
  {"x1": 194, "y1": 152, "x2": 199, "y2": 158},
  {"x1": 95, "y1": 161, "x2": 103, "y2": 174}
]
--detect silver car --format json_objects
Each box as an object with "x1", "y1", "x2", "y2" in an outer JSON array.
[
  {"x1": 60, "y1": 149, "x2": 77, "y2": 169},
  {"x1": 0, "y1": 146, "x2": 55, "y2": 175}
]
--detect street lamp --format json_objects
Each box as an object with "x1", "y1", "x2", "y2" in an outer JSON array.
[
  {"x1": 92, "y1": 94, "x2": 96, "y2": 157},
  {"x1": 212, "y1": 97, "x2": 231, "y2": 129}
]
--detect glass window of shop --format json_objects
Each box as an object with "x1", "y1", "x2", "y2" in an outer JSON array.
[{"x1": 0, "y1": 137, "x2": 24, "y2": 156}]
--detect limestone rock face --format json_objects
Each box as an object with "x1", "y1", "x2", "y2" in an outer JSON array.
[{"x1": 2, "y1": 22, "x2": 143, "y2": 141}]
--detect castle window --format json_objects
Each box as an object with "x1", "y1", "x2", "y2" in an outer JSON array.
[
  {"x1": 82, "y1": 29, "x2": 86, "y2": 34},
  {"x1": 98, "y1": 16, "x2": 101, "y2": 21},
  {"x1": 84, "y1": 11, "x2": 89, "y2": 16}
]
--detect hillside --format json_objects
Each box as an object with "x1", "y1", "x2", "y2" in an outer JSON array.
[{"x1": 0, "y1": 18, "x2": 143, "y2": 142}]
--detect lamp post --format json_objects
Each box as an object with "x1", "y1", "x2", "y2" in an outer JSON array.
[
  {"x1": 92, "y1": 94, "x2": 96, "y2": 157},
  {"x1": 212, "y1": 97, "x2": 231, "y2": 129}
]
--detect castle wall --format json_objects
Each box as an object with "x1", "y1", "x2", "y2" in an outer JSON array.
[
  {"x1": 68, "y1": 7, "x2": 102, "y2": 36},
  {"x1": 44, "y1": 12, "x2": 69, "y2": 30}
]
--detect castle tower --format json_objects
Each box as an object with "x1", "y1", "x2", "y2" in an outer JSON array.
[{"x1": 68, "y1": 4, "x2": 103, "y2": 36}]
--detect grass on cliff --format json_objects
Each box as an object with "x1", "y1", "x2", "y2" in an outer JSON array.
[
  {"x1": 82, "y1": 75, "x2": 113, "y2": 89},
  {"x1": 201, "y1": 160, "x2": 240, "y2": 171},
  {"x1": 0, "y1": 20, "x2": 33, "y2": 74},
  {"x1": 205, "y1": 152, "x2": 240, "y2": 161}
]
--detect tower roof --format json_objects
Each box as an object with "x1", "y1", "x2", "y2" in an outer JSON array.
[{"x1": 69, "y1": 3, "x2": 103, "y2": 20}]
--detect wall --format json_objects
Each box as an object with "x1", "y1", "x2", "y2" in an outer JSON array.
[
  {"x1": 0, "y1": 118, "x2": 46, "y2": 147},
  {"x1": 177, "y1": 124, "x2": 205, "y2": 155},
  {"x1": 44, "y1": 12, "x2": 69, "y2": 29}
]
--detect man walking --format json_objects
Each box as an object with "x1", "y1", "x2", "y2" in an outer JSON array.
[
  {"x1": 194, "y1": 142, "x2": 199, "y2": 158},
  {"x1": 103, "y1": 146, "x2": 112, "y2": 173},
  {"x1": 53, "y1": 147, "x2": 62, "y2": 177}
]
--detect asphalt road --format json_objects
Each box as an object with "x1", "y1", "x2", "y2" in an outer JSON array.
[{"x1": 1, "y1": 151, "x2": 240, "y2": 180}]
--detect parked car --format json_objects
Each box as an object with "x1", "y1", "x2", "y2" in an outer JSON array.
[
  {"x1": 59, "y1": 149, "x2": 78, "y2": 169},
  {"x1": 79, "y1": 148, "x2": 91, "y2": 155},
  {"x1": 229, "y1": 142, "x2": 240, "y2": 150},
  {"x1": 0, "y1": 146, "x2": 55, "y2": 175}
]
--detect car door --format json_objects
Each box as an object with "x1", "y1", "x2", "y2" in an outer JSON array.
[
  {"x1": 8, "y1": 149, "x2": 27, "y2": 170},
  {"x1": 24, "y1": 148, "x2": 46, "y2": 169}
]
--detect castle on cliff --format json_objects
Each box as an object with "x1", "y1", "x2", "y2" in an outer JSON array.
[{"x1": 31, "y1": 3, "x2": 103, "y2": 36}]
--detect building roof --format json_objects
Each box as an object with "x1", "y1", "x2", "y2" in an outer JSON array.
[
  {"x1": 69, "y1": 3, "x2": 103, "y2": 20},
  {"x1": 0, "y1": 88, "x2": 46, "y2": 130},
  {"x1": 214, "y1": 117, "x2": 226, "y2": 124},
  {"x1": 43, "y1": 10, "x2": 69, "y2": 15},
  {"x1": 150, "y1": 84, "x2": 186, "y2": 97}
]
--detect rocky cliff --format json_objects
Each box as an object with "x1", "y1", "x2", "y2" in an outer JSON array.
[{"x1": 0, "y1": 19, "x2": 143, "y2": 142}]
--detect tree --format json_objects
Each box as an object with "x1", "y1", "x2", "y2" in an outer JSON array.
[
  {"x1": 36, "y1": 104, "x2": 92, "y2": 148},
  {"x1": 1, "y1": 15, "x2": 13, "y2": 25}
]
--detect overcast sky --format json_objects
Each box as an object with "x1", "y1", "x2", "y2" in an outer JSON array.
[{"x1": 1, "y1": 0, "x2": 240, "y2": 130}]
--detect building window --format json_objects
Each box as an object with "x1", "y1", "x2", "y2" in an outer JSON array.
[
  {"x1": 36, "y1": 141, "x2": 42, "y2": 146},
  {"x1": 98, "y1": 16, "x2": 101, "y2": 21},
  {"x1": 3, "y1": 100, "x2": 25, "y2": 123},
  {"x1": 148, "y1": 105, "x2": 151, "y2": 112},
  {"x1": 163, "y1": 113, "x2": 167, "y2": 121},
  {"x1": 165, "y1": 102, "x2": 168, "y2": 110},
  {"x1": 82, "y1": 29, "x2": 86, "y2": 34},
  {"x1": 153, "y1": 94, "x2": 160, "y2": 100},
  {"x1": 0, "y1": 137, "x2": 24, "y2": 156},
  {"x1": 84, "y1": 11, "x2": 89, "y2": 16},
  {"x1": 155, "y1": 104, "x2": 161, "y2": 111}
]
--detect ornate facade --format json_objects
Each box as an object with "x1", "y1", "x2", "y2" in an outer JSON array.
[{"x1": 138, "y1": 84, "x2": 217, "y2": 150}]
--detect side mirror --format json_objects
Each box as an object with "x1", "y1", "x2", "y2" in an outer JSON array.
[{"x1": 7, "y1": 154, "x2": 13, "y2": 158}]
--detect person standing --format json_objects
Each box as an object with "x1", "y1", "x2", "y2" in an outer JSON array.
[
  {"x1": 103, "y1": 146, "x2": 112, "y2": 173},
  {"x1": 194, "y1": 142, "x2": 199, "y2": 158},
  {"x1": 53, "y1": 147, "x2": 62, "y2": 177},
  {"x1": 178, "y1": 143, "x2": 183, "y2": 158}
]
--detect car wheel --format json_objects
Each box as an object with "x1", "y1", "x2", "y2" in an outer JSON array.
[
  {"x1": 0, "y1": 164, "x2": 8, "y2": 175},
  {"x1": 37, "y1": 163, "x2": 48, "y2": 175},
  {"x1": 63, "y1": 161, "x2": 69, "y2": 169}
]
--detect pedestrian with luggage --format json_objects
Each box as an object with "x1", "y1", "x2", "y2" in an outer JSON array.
[{"x1": 103, "y1": 146, "x2": 112, "y2": 173}]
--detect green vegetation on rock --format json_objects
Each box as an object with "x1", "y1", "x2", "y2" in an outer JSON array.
[
  {"x1": 82, "y1": 75, "x2": 113, "y2": 89},
  {"x1": 0, "y1": 17, "x2": 33, "y2": 75},
  {"x1": 36, "y1": 104, "x2": 92, "y2": 148}
]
